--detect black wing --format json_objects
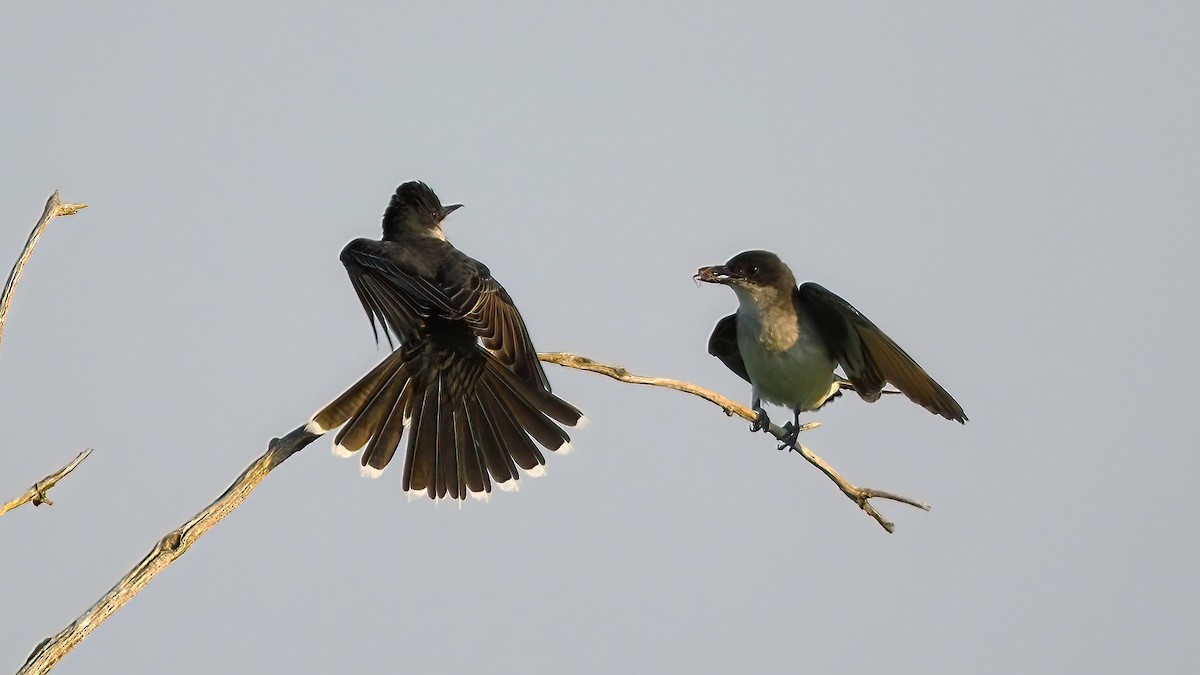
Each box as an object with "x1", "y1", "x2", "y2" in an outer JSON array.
[
  {"x1": 796, "y1": 282, "x2": 967, "y2": 423},
  {"x1": 438, "y1": 252, "x2": 551, "y2": 392},
  {"x1": 341, "y1": 239, "x2": 452, "y2": 348},
  {"x1": 707, "y1": 314, "x2": 750, "y2": 383},
  {"x1": 340, "y1": 239, "x2": 551, "y2": 393}
]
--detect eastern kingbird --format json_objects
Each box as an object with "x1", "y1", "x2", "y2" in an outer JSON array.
[
  {"x1": 696, "y1": 250, "x2": 966, "y2": 441},
  {"x1": 308, "y1": 181, "x2": 584, "y2": 500}
]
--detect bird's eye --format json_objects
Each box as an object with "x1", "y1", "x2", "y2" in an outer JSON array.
[{"x1": 747, "y1": 266, "x2": 759, "y2": 275}]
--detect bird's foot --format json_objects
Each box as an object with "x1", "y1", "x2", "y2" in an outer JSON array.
[
  {"x1": 777, "y1": 422, "x2": 802, "y2": 452},
  {"x1": 777, "y1": 410, "x2": 805, "y2": 451},
  {"x1": 749, "y1": 407, "x2": 771, "y2": 433}
]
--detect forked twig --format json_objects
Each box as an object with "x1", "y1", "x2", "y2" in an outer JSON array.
[
  {"x1": 538, "y1": 352, "x2": 929, "y2": 533},
  {"x1": 0, "y1": 450, "x2": 93, "y2": 519},
  {"x1": 0, "y1": 191, "x2": 88, "y2": 352}
]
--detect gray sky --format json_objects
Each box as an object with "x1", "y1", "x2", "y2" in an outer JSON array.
[{"x1": 3, "y1": 2, "x2": 1198, "y2": 673}]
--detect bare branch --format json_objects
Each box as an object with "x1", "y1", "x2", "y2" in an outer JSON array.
[
  {"x1": 18, "y1": 427, "x2": 319, "y2": 675},
  {"x1": 18, "y1": 352, "x2": 916, "y2": 672},
  {"x1": 0, "y1": 450, "x2": 93, "y2": 519},
  {"x1": 538, "y1": 352, "x2": 754, "y2": 418},
  {"x1": 0, "y1": 192, "x2": 88, "y2": 352},
  {"x1": 538, "y1": 352, "x2": 930, "y2": 533}
]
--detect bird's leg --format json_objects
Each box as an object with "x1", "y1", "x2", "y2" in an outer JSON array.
[
  {"x1": 749, "y1": 397, "x2": 771, "y2": 433},
  {"x1": 778, "y1": 408, "x2": 803, "y2": 451}
]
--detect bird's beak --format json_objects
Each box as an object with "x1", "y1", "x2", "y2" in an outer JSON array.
[
  {"x1": 443, "y1": 203, "x2": 464, "y2": 216},
  {"x1": 694, "y1": 265, "x2": 734, "y2": 285}
]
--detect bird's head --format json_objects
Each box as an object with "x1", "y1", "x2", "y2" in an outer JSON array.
[
  {"x1": 381, "y1": 181, "x2": 463, "y2": 240},
  {"x1": 695, "y1": 250, "x2": 796, "y2": 298}
]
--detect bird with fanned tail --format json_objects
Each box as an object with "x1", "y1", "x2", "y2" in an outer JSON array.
[{"x1": 308, "y1": 181, "x2": 584, "y2": 500}]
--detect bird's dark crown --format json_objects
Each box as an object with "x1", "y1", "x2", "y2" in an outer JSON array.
[
  {"x1": 381, "y1": 181, "x2": 462, "y2": 239},
  {"x1": 715, "y1": 250, "x2": 796, "y2": 289}
]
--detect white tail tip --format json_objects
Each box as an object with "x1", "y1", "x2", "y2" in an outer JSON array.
[
  {"x1": 360, "y1": 464, "x2": 384, "y2": 479},
  {"x1": 523, "y1": 464, "x2": 547, "y2": 479},
  {"x1": 497, "y1": 478, "x2": 520, "y2": 492},
  {"x1": 332, "y1": 443, "x2": 356, "y2": 458},
  {"x1": 306, "y1": 418, "x2": 329, "y2": 435},
  {"x1": 555, "y1": 441, "x2": 573, "y2": 455},
  {"x1": 468, "y1": 489, "x2": 490, "y2": 503},
  {"x1": 574, "y1": 415, "x2": 589, "y2": 429}
]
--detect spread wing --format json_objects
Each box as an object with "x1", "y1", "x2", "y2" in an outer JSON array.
[
  {"x1": 707, "y1": 313, "x2": 750, "y2": 383},
  {"x1": 796, "y1": 282, "x2": 967, "y2": 423},
  {"x1": 340, "y1": 240, "x2": 453, "y2": 348},
  {"x1": 442, "y1": 255, "x2": 551, "y2": 393},
  {"x1": 340, "y1": 239, "x2": 551, "y2": 393}
]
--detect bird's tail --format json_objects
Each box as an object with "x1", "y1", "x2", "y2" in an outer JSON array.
[{"x1": 307, "y1": 343, "x2": 583, "y2": 500}]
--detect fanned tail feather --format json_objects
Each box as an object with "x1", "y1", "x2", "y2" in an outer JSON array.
[{"x1": 309, "y1": 343, "x2": 581, "y2": 500}]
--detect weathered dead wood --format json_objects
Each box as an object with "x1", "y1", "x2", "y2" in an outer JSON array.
[
  {"x1": 18, "y1": 352, "x2": 925, "y2": 673},
  {"x1": 17, "y1": 427, "x2": 318, "y2": 675}
]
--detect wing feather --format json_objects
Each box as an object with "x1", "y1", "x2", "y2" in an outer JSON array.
[
  {"x1": 341, "y1": 240, "x2": 551, "y2": 393},
  {"x1": 707, "y1": 314, "x2": 750, "y2": 383},
  {"x1": 797, "y1": 283, "x2": 967, "y2": 423}
]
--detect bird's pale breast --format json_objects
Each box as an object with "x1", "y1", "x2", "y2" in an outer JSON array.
[{"x1": 736, "y1": 296, "x2": 838, "y2": 411}]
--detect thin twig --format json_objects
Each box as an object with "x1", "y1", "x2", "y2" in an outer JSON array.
[
  {"x1": 0, "y1": 191, "x2": 88, "y2": 352},
  {"x1": 538, "y1": 352, "x2": 929, "y2": 533},
  {"x1": 538, "y1": 352, "x2": 754, "y2": 418},
  {"x1": 0, "y1": 450, "x2": 93, "y2": 519},
  {"x1": 18, "y1": 427, "x2": 319, "y2": 675}
]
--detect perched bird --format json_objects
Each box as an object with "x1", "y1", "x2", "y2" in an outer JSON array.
[
  {"x1": 308, "y1": 181, "x2": 584, "y2": 500},
  {"x1": 696, "y1": 250, "x2": 966, "y2": 442}
]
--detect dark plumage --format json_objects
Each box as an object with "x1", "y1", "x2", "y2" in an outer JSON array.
[{"x1": 309, "y1": 181, "x2": 583, "y2": 499}]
